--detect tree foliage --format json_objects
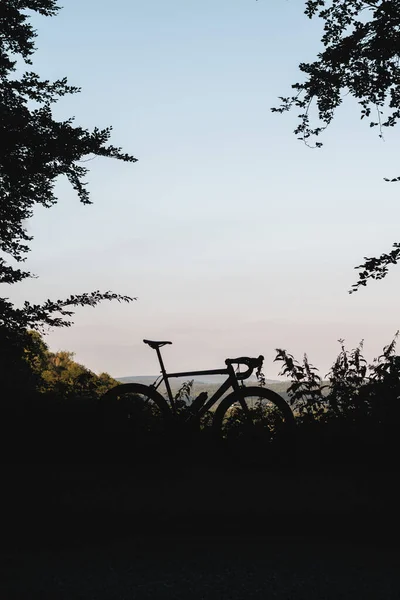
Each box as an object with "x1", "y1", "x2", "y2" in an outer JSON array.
[
  {"x1": 21, "y1": 330, "x2": 116, "y2": 401},
  {"x1": 0, "y1": 0, "x2": 136, "y2": 333},
  {"x1": 272, "y1": 0, "x2": 400, "y2": 290},
  {"x1": 274, "y1": 332, "x2": 400, "y2": 424},
  {"x1": 1, "y1": 328, "x2": 118, "y2": 406},
  {"x1": 24, "y1": 331, "x2": 118, "y2": 401}
]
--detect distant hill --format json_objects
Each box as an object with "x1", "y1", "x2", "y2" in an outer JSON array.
[
  {"x1": 114, "y1": 376, "x2": 332, "y2": 406},
  {"x1": 116, "y1": 375, "x2": 291, "y2": 402},
  {"x1": 117, "y1": 375, "x2": 283, "y2": 385}
]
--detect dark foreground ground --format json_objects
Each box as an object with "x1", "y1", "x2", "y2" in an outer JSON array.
[
  {"x1": 3, "y1": 532, "x2": 400, "y2": 599},
  {"x1": 2, "y1": 445, "x2": 400, "y2": 599}
]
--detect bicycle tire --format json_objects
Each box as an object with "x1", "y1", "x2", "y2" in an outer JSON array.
[
  {"x1": 212, "y1": 386, "x2": 295, "y2": 442},
  {"x1": 99, "y1": 383, "x2": 172, "y2": 436}
]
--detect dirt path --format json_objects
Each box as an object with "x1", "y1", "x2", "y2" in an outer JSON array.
[
  {"x1": 2, "y1": 462, "x2": 400, "y2": 598},
  {"x1": 3, "y1": 534, "x2": 400, "y2": 599}
]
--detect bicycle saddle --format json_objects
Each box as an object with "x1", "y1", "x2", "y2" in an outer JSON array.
[{"x1": 143, "y1": 339, "x2": 172, "y2": 349}]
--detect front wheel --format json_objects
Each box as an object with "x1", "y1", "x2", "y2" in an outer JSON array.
[{"x1": 212, "y1": 386, "x2": 295, "y2": 452}]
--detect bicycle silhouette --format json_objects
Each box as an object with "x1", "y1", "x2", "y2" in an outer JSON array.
[{"x1": 100, "y1": 339, "x2": 295, "y2": 441}]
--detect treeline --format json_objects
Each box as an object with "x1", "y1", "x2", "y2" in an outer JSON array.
[
  {"x1": 1, "y1": 330, "x2": 118, "y2": 462},
  {"x1": 2, "y1": 330, "x2": 117, "y2": 407}
]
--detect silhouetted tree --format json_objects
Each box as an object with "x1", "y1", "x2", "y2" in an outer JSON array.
[
  {"x1": 0, "y1": 0, "x2": 136, "y2": 335},
  {"x1": 0, "y1": 2, "x2": 136, "y2": 393},
  {"x1": 272, "y1": 1, "x2": 400, "y2": 290},
  {"x1": 23, "y1": 331, "x2": 117, "y2": 399}
]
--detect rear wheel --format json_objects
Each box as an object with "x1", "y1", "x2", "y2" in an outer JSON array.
[{"x1": 99, "y1": 383, "x2": 171, "y2": 439}]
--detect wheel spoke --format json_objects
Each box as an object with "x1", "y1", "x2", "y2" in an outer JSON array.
[{"x1": 238, "y1": 396, "x2": 253, "y2": 422}]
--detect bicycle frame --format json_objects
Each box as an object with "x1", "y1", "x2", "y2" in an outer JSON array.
[{"x1": 150, "y1": 345, "x2": 242, "y2": 418}]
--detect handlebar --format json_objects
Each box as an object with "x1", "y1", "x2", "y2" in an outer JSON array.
[{"x1": 225, "y1": 355, "x2": 264, "y2": 381}]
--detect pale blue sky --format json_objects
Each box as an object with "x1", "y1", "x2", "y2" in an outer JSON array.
[{"x1": 7, "y1": 0, "x2": 400, "y2": 378}]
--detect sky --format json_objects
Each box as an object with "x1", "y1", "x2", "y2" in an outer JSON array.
[{"x1": 6, "y1": 0, "x2": 400, "y2": 379}]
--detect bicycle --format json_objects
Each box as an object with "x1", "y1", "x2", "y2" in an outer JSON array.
[{"x1": 100, "y1": 339, "x2": 295, "y2": 443}]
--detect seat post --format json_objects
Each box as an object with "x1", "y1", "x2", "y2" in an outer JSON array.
[{"x1": 156, "y1": 347, "x2": 176, "y2": 412}]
